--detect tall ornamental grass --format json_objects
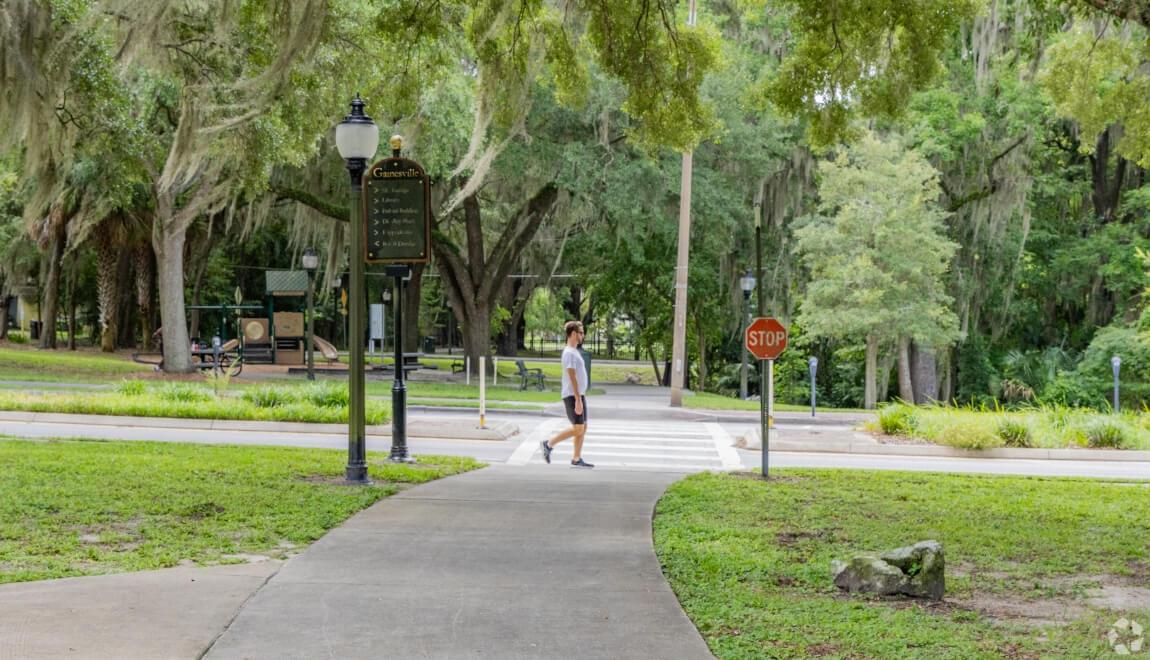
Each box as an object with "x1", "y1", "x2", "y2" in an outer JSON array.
[{"x1": 868, "y1": 401, "x2": 1149, "y2": 450}]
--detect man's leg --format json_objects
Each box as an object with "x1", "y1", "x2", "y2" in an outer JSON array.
[{"x1": 571, "y1": 424, "x2": 586, "y2": 461}]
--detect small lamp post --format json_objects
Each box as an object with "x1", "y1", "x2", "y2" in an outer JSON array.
[
  {"x1": 808, "y1": 356, "x2": 818, "y2": 417},
  {"x1": 1111, "y1": 355, "x2": 1122, "y2": 413},
  {"x1": 301, "y1": 247, "x2": 319, "y2": 381},
  {"x1": 739, "y1": 269, "x2": 757, "y2": 400},
  {"x1": 335, "y1": 95, "x2": 379, "y2": 485}
]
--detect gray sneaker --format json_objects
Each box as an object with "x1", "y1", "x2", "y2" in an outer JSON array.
[
  {"x1": 540, "y1": 440, "x2": 552, "y2": 464},
  {"x1": 570, "y1": 458, "x2": 594, "y2": 469}
]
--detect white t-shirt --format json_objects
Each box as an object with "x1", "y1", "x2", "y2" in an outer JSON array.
[{"x1": 561, "y1": 346, "x2": 589, "y2": 399}]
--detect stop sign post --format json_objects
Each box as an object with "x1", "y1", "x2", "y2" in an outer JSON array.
[{"x1": 745, "y1": 317, "x2": 787, "y2": 478}]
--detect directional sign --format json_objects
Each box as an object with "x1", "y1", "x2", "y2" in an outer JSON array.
[
  {"x1": 363, "y1": 157, "x2": 430, "y2": 263},
  {"x1": 745, "y1": 317, "x2": 787, "y2": 361}
]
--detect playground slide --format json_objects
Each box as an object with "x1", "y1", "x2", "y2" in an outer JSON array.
[{"x1": 312, "y1": 335, "x2": 340, "y2": 363}]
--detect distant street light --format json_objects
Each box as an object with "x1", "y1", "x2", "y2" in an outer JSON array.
[
  {"x1": 1111, "y1": 355, "x2": 1122, "y2": 413},
  {"x1": 301, "y1": 247, "x2": 319, "y2": 381},
  {"x1": 332, "y1": 276, "x2": 342, "y2": 349},
  {"x1": 739, "y1": 269, "x2": 756, "y2": 400},
  {"x1": 335, "y1": 95, "x2": 379, "y2": 485}
]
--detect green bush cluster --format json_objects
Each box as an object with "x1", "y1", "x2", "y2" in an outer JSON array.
[
  {"x1": 1084, "y1": 420, "x2": 1130, "y2": 449},
  {"x1": 116, "y1": 379, "x2": 146, "y2": 396},
  {"x1": 935, "y1": 424, "x2": 1002, "y2": 450},
  {"x1": 5, "y1": 332, "x2": 28, "y2": 344},
  {"x1": 242, "y1": 382, "x2": 349, "y2": 409},
  {"x1": 996, "y1": 419, "x2": 1033, "y2": 448},
  {"x1": 157, "y1": 383, "x2": 214, "y2": 403},
  {"x1": 877, "y1": 402, "x2": 917, "y2": 435}
]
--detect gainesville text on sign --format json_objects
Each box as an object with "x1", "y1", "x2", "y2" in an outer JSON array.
[{"x1": 363, "y1": 158, "x2": 430, "y2": 263}]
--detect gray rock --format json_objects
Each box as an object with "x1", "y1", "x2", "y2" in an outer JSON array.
[{"x1": 833, "y1": 540, "x2": 945, "y2": 600}]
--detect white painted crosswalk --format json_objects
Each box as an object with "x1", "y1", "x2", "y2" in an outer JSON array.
[{"x1": 508, "y1": 419, "x2": 743, "y2": 472}]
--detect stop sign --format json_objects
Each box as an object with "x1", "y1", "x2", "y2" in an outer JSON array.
[{"x1": 745, "y1": 317, "x2": 788, "y2": 360}]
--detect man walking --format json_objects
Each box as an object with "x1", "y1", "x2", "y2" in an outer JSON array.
[{"x1": 540, "y1": 320, "x2": 594, "y2": 468}]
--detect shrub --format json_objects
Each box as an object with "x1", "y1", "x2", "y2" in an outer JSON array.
[
  {"x1": 6, "y1": 331, "x2": 28, "y2": 344},
  {"x1": 996, "y1": 419, "x2": 1033, "y2": 448},
  {"x1": 877, "y1": 403, "x2": 918, "y2": 435},
  {"x1": 116, "y1": 379, "x2": 146, "y2": 397},
  {"x1": 300, "y1": 381, "x2": 348, "y2": 408},
  {"x1": 242, "y1": 385, "x2": 295, "y2": 408},
  {"x1": 156, "y1": 383, "x2": 213, "y2": 403},
  {"x1": 1084, "y1": 420, "x2": 1129, "y2": 449},
  {"x1": 935, "y1": 424, "x2": 1002, "y2": 450}
]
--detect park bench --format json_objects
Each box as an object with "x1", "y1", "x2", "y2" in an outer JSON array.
[{"x1": 516, "y1": 359, "x2": 545, "y2": 391}]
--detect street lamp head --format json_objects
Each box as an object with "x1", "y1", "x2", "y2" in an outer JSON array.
[
  {"x1": 335, "y1": 94, "x2": 380, "y2": 161},
  {"x1": 739, "y1": 269, "x2": 756, "y2": 296},
  {"x1": 301, "y1": 247, "x2": 319, "y2": 272},
  {"x1": 333, "y1": 276, "x2": 342, "y2": 289},
  {"x1": 382, "y1": 287, "x2": 392, "y2": 303},
  {"x1": 1112, "y1": 355, "x2": 1122, "y2": 368}
]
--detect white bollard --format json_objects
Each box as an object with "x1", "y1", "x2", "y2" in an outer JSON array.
[
  {"x1": 493, "y1": 357, "x2": 498, "y2": 386},
  {"x1": 479, "y1": 356, "x2": 487, "y2": 428},
  {"x1": 466, "y1": 356, "x2": 471, "y2": 386}
]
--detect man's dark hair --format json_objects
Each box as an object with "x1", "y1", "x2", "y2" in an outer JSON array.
[{"x1": 564, "y1": 320, "x2": 583, "y2": 337}]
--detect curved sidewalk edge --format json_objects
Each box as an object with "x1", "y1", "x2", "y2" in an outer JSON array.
[{"x1": 204, "y1": 465, "x2": 713, "y2": 660}]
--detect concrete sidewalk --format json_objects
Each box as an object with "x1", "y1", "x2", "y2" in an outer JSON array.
[
  {"x1": 205, "y1": 465, "x2": 711, "y2": 659},
  {"x1": 0, "y1": 466, "x2": 712, "y2": 659}
]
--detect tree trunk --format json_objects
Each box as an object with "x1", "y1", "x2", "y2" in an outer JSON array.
[
  {"x1": 647, "y1": 346, "x2": 663, "y2": 385},
  {"x1": 404, "y1": 262, "x2": 423, "y2": 354},
  {"x1": 0, "y1": 294, "x2": 9, "y2": 340},
  {"x1": 897, "y1": 336, "x2": 915, "y2": 403},
  {"x1": 460, "y1": 305, "x2": 492, "y2": 376},
  {"x1": 939, "y1": 347, "x2": 954, "y2": 403},
  {"x1": 154, "y1": 217, "x2": 193, "y2": 373},
  {"x1": 864, "y1": 334, "x2": 878, "y2": 409},
  {"x1": 95, "y1": 229, "x2": 121, "y2": 352},
  {"x1": 39, "y1": 229, "x2": 65, "y2": 349},
  {"x1": 66, "y1": 264, "x2": 78, "y2": 351},
  {"x1": 134, "y1": 241, "x2": 155, "y2": 351},
  {"x1": 878, "y1": 351, "x2": 894, "y2": 403},
  {"x1": 694, "y1": 314, "x2": 707, "y2": 392},
  {"x1": 911, "y1": 342, "x2": 939, "y2": 404}
]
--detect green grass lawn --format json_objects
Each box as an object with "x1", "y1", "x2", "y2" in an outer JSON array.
[
  {"x1": 684, "y1": 391, "x2": 866, "y2": 413},
  {"x1": 0, "y1": 346, "x2": 150, "y2": 383},
  {"x1": 0, "y1": 437, "x2": 482, "y2": 584},
  {"x1": 0, "y1": 381, "x2": 392, "y2": 424},
  {"x1": 655, "y1": 470, "x2": 1150, "y2": 658}
]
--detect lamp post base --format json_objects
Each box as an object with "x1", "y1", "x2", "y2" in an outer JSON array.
[{"x1": 345, "y1": 465, "x2": 371, "y2": 484}]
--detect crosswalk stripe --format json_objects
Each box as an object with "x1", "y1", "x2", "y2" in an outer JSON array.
[{"x1": 510, "y1": 419, "x2": 743, "y2": 472}]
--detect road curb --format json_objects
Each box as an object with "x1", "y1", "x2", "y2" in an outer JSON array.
[{"x1": 766, "y1": 440, "x2": 1150, "y2": 462}]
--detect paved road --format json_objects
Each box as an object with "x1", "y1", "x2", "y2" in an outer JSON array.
[{"x1": 2, "y1": 412, "x2": 1147, "y2": 480}]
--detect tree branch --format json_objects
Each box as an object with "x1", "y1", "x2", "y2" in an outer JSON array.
[
  {"x1": 1075, "y1": 0, "x2": 1150, "y2": 29},
  {"x1": 270, "y1": 185, "x2": 348, "y2": 221}
]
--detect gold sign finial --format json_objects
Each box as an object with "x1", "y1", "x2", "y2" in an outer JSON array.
[{"x1": 389, "y1": 135, "x2": 403, "y2": 155}]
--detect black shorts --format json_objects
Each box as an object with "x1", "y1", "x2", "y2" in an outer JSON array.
[{"x1": 563, "y1": 395, "x2": 587, "y2": 425}]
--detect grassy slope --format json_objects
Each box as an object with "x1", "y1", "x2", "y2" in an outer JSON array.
[
  {"x1": 655, "y1": 470, "x2": 1150, "y2": 658},
  {"x1": 0, "y1": 438, "x2": 482, "y2": 584}
]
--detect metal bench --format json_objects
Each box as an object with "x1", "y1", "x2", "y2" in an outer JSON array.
[{"x1": 515, "y1": 359, "x2": 545, "y2": 391}]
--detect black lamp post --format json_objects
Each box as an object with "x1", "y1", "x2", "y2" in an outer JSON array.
[
  {"x1": 335, "y1": 95, "x2": 379, "y2": 484},
  {"x1": 739, "y1": 269, "x2": 756, "y2": 400},
  {"x1": 301, "y1": 247, "x2": 319, "y2": 381}
]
